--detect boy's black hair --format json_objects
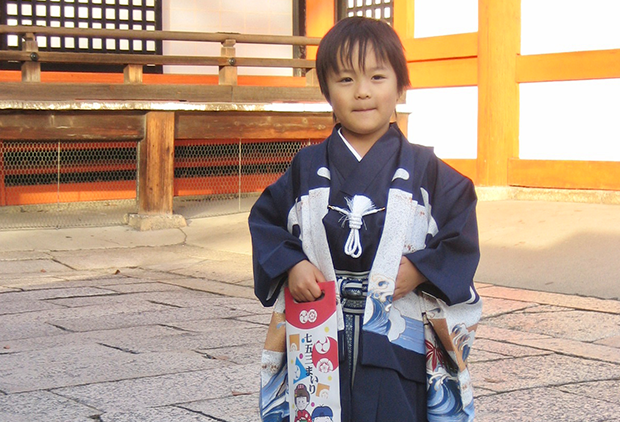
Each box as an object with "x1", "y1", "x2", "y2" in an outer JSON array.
[{"x1": 316, "y1": 16, "x2": 410, "y2": 103}]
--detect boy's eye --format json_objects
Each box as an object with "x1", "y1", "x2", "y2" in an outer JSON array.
[
  {"x1": 339, "y1": 77, "x2": 353, "y2": 83},
  {"x1": 372, "y1": 74, "x2": 386, "y2": 80}
]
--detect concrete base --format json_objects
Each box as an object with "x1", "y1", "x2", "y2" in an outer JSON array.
[
  {"x1": 124, "y1": 213, "x2": 187, "y2": 231},
  {"x1": 476, "y1": 186, "x2": 620, "y2": 205}
]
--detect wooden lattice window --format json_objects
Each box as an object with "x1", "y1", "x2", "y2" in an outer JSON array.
[
  {"x1": 339, "y1": 0, "x2": 393, "y2": 25},
  {"x1": 1, "y1": 0, "x2": 162, "y2": 72}
]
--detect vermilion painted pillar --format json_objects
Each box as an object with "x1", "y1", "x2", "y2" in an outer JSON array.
[{"x1": 477, "y1": 0, "x2": 521, "y2": 186}]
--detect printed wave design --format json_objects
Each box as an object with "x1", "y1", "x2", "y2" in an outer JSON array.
[
  {"x1": 362, "y1": 292, "x2": 392, "y2": 336},
  {"x1": 260, "y1": 363, "x2": 289, "y2": 422},
  {"x1": 427, "y1": 373, "x2": 474, "y2": 422},
  {"x1": 452, "y1": 323, "x2": 474, "y2": 362},
  {"x1": 390, "y1": 316, "x2": 426, "y2": 354}
]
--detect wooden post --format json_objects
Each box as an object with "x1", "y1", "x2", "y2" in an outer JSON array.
[
  {"x1": 124, "y1": 64, "x2": 143, "y2": 84},
  {"x1": 21, "y1": 33, "x2": 41, "y2": 82},
  {"x1": 477, "y1": 0, "x2": 521, "y2": 186},
  {"x1": 138, "y1": 111, "x2": 175, "y2": 215},
  {"x1": 393, "y1": 0, "x2": 415, "y2": 40},
  {"x1": 305, "y1": 68, "x2": 318, "y2": 87},
  {"x1": 0, "y1": 140, "x2": 6, "y2": 206},
  {"x1": 305, "y1": 0, "x2": 335, "y2": 59},
  {"x1": 219, "y1": 39, "x2": 237, "y2": 85}
]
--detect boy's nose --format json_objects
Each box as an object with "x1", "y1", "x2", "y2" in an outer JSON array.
[{"x1": 355, "y1": 81, "x2": 371, "y2": 99}]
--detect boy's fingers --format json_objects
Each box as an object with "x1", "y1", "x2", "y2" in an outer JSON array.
[{"x1": 309, "y1": 281, "x2": 322, "y2": 300}]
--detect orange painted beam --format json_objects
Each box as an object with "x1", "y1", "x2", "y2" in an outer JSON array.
[
  {"x1": 408, "y1": 57, "x2": 477, "y2": 88},
  {"x1": 306, "y1": 0, "x2": 335, "y2": 59},
  {"x1": 517, "y1": 49, "x2": 620, "y2": 83},
  {"x1": 0, "y1": 70, "x2": 20, "y2": 82},
  {"x1": 403, "y1": 33, "x2": 478, "y2": 62},
  {"x1": 174, "y1": 174, "x2": 281, "y2": 196},
  {"x1": 5, "y1": 181, "x2": 136, "y2": 206},
  {"x1": 508, "y1": 159, "x2": 620, "y2": 191},
  {"x1": 1, "y1": 71, "x2": 307, "y2": 87},
  {"x1": 443, "y1": 159, "x2": 478, "y2": 184},
  {"x1": 477, "y1": 0, "x2": 521, "y2": 186},
  {"x1": 393, "y1": 0, "x2": 415, "y2": 40}
]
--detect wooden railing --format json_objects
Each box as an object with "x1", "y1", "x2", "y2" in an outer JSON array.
[
  {"x1": 0, "y1": 26, "x2": 336, "y2": 227},
  {"x1": 0, "y1": 24, "x2": 324, "y2": 102}
]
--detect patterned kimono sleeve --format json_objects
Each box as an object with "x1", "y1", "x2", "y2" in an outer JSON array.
[
  {"x1": 249, "y1": 163, "x2": 308, "y2": 307},
  {"x1": 406, "y1": 155, "x2": 480, "y2": 306}
]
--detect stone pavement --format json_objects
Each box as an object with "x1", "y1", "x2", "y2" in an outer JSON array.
[{"x1": 0, "y1": 201, "x2": 619, "y2": 421}]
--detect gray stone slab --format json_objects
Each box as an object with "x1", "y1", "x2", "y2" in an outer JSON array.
[
  {"x1": 54, "y1": 363, "x2": 261, "y2": 412},
  {"x1": 468, "y1": 348, "x2": 508, "y2": 363},
  {"x1": 0, "y1": 285, "x2": 118, "y2": 303},
  {"x1": 483, "y1": 309, "x2": 620, "y2": 342},
  {"x1": 0, "y1": 274, "x2": 67, "y2": 289},
  {"x1": 99, "y1": 326, "x2": 266, "y2": 354},
  {"x1": 166, "y1": 258, "x2": 253, "y2": 284},
  {"x1": 168, "y1": 318, "x2": 263, "y2": 333},
  {"x1": 1, "y1": 324, "x2": 180, "y2": 354},
  {"x1": 478, "y1": 285, "x2": 620, "y2": 314},
  {"x1": 596, "y1": 335, "x2": 620, "y2": 348},
  {"x1": 235, "y1": 313, "x2": 272, "y2": 326},
  {"x1": 0, "y1": 251, "x2": 51, "y2": 261},
  {"x1": 1, "y1": 271, "x2": 124, "y2": 290},
  {"x1": 8, "y1": 274, "x2": 139, "y2": 290},
  {"x1": 0, "y1": 391, "x2": 98, "y2": 422},
  {"x1": 121, "y1": 269, "x2": 201, "y2": 284},
  {"x1": 127, "y1": 290, "x2": 258, "y2": 309},
  {"x1": 518, "y1": 337, "x2": 620, "y2": 364},
  {"x1": 0, "y1": 259, "x2": 71, "y2": 275},
  {"x1": 161, "y1": 277, "x2": 256, "y2": 299},
  {"x1": 182, "y1": 392, "x2": 260, "y2": 422},
  {"x1": 200, "y1": 342, "x2": 264, "y2": 366},
  {"x1": 473, "y1": 338, "x2": 552, "y2": 359},
  {"x1": 519, "y1": 304, "x2": 574, "y2": 314},
  {"x1": 475, "y1": 387, "x2": 620, "y2": 422},
  {"x1": 100, "y1": 281, "x2": 188, "y2": 294},
  {"x1": 559, "y1": 379, "x2": 620, "y2": 405},
  {"x1": 46, "y1": 305, "x2": 243, "y2": 333},
  {"x1": 0, "y1": 300, "x2": 173, "y2": 340},
  {"x1": 0, "y1": 320, "x2": 66, "y2": 343},
  {"x1": 473, "y1": 386, "x2": 497, "y2": 397},
  {"x1": 217, "y1": 297, "x2": 272, "y2": 315},
  {"x1": 0, "y1": 343, "x2": 227, "y2": 393},
  {"x1": 100, "y1": 407, "x2": 216, "y2": 422},
  {"x1": 470, "y1": 354, "x2": 620, "y2": 393},
  {"x1": 480, "y1": 297, "x2": 537, "y2": 319},
  {"x1": 0, "y1": 297, "x2": 64, "y2": 316}
]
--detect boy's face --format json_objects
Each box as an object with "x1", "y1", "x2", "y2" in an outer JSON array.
[{"x1": 326, "y1": 45, "x2": 400, "y2": 150}]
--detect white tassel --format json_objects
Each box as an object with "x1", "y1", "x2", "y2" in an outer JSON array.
[{"x1": 328, "y1": 195, "x2": 384, "y2": 259}]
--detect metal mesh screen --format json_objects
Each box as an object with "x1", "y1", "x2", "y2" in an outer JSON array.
[
  {"x1": 0, "y1": 137, "x2": 320, "y2": 229},
  {"x1": 0, "y1": 0, "x2": 162, "y2": 72},
  {"x1": 173, "y1": 138, "x2": 320, "y2": 218},
  {"x1": 341, "y1": 0, "x2": 393, "y2": 24},
  {"x1": 0, "y1": 140, "x2": 138, "y2": 229}
]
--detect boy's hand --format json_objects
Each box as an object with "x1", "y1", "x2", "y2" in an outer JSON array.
[
  {"x1": 394, "y1": 256, "x2": 426, "y2": 301},
  {"x1": 287, "y1": 260, "x2": 326, "y2": 302}
]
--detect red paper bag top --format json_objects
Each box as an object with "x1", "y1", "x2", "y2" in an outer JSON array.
[{"x1": 284, "y1": 281, "x2": 337, "y2": 330}]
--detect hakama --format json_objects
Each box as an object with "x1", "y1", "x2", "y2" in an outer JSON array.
[{"x1": 250, "y1": 124, "x2": 481, "y2": 422}]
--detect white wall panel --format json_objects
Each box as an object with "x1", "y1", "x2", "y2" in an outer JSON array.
[
  {"x1": 520, "y1": 79, "x2": 620, "y2": 161},
  {"x1": 521, "y1": 0, "x2": 620, "y2": 55},
  {"x1": 406, "y1": 87, "x2": 478, "y2": 159},
  {"x1": 161, "y1": 0, "x2": 293, "y2": 75},
  {"x1": 413, "y1": 0, "x2": 477, "y2": 38}
]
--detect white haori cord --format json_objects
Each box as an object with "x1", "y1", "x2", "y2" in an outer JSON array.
[{"x1": 328, "y1": 195, "x2": 385, "y2": 259}]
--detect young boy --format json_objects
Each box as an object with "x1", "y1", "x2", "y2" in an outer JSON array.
[{"x1": 251, "y1": 17, "x2": 481, "y2": 422}]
